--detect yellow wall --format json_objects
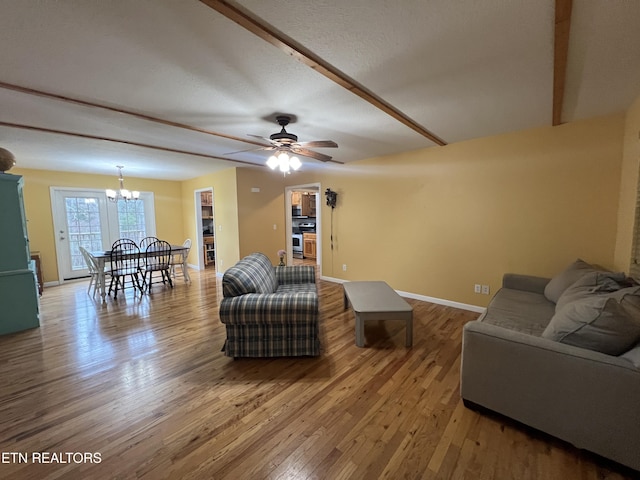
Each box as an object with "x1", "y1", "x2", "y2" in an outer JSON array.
[
  {"x1": 614, "y1": 93, "x2": 640, "y2": 272},
  {"x1": 236, "y1": 168, "x2": 287, "y2": 264},
  {"x1": 286, "y1": 114, "x2": 625, "y2": 307},
  {"x1": 11, "y1": 168, "x2": 182, "y2": 283},
  {"x1": 180, "y1": 167, "x2": 240, "y2": 273}
]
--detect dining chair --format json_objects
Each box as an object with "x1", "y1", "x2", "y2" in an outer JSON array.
[
  {"x1": 142, "y1": 240, "x2": 173, "y2": 293},
  {"x1": 108, "y1": 239, "x2": 142, "y2": 299},
  {"x1": 139, "y1": 236, "x2": 159, "y2": 252},
  {"x1": 79, "y1": 246, "x2": 108, "y2": 297},
  {"x1": 169, "y1": 238, "x2": 191, "y2": 282}
]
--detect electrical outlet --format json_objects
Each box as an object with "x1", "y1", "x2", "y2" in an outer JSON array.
[
  {"x1": 273, "y1": 224, "x2": 277, "y2": 230},
  {"x1": 342, "y1": 264, "x2": 347, "y2": 271},
  {"x1": 474, "y1": 284, "x2": 481, "y2": 294},
  {"x1": 481, "y1": 285, "x2": 490, "y2": 295}
]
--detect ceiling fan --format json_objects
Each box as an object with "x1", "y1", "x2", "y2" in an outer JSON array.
[{"x1": 227, "y1": 115, "x2": 338, "y2": 163}]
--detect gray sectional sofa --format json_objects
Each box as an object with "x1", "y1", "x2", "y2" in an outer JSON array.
[
  {"x1": 460, "y1": 259, "x2": 640, "y2": 471},
  {"x1": 218, "y1": 252, "x2": 320, "y2": 358}
]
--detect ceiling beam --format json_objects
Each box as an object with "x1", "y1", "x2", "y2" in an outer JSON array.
[
  {"x1": 553, "y1": 0, "x2": 573, "y2": 126},
  {"x1": 200, "y1": 0, "x2": 447, "y2": 146},
  {"x1": 0, "y1": 81, "x2": 344, "y2": 165},
  {"x1": 0, "y1": 81, "x2": 268, "y2": 148},
  {"x1": 0, "y1": 121, "x2": 261, "y2": 167}
]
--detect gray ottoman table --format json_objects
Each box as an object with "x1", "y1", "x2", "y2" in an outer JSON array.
[{"x1": 343, "y1": 281, "x2": 413, "y2": 347}]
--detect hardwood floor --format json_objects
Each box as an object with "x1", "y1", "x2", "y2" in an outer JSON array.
[{"x1": 0, "y1": 270, "x2": 636, "y2": 479}]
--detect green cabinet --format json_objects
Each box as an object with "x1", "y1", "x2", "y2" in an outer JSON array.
[{"x1": 0, "y1": 174, "x2": 39, "y2": 335}]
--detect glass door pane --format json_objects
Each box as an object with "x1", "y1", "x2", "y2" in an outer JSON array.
[
  {"x1": 66, "y1": 196, "x2": 104, "y2": 271},
  {"x1": 117, "y1": 198, "x2": 147, "y2": 245},
  {"x1": 52, "y1": 190, "x2": 110, "y2": 280}
]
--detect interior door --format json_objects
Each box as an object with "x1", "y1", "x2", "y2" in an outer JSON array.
[{"x1": 52, "y1": 189, "x2": 110, "y2": 280}]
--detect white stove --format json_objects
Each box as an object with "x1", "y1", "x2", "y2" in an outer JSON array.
[{"x1": 292, "y1": 233, "x2": 303, "y2": 258}]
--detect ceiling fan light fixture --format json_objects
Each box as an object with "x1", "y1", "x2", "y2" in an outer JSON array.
[
  {"x1": 267, "y1": 155, "x2": 279, "y2": 170},
  {"x1": 266, "y1": 150, "x2": 302, "y2": 173}
]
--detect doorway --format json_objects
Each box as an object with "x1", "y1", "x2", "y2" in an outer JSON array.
[
  {"x1": 285, "y1": 183, "x2": 321, "y2": 274},
  {"x1": 194, "y1": 188, "x2": 216, "y2": 272}
]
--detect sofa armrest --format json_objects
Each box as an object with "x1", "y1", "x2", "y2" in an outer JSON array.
[
  {"x1": 461, "y1": 320, "x2": 640, "y2": 471},
  {"x1": 219, "y1": 292, "x2": 318, "y2": 325},
  {"x1": 502, "y1": 273, "x2": 550, "y2": 294},
  {"x1": 275, "y1": 265, "x2": 315, "y2": 285}
]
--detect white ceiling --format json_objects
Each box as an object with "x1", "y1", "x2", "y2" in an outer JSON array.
[{"x1": 0, "y1": 0, "x2": 638, "y2": 181}]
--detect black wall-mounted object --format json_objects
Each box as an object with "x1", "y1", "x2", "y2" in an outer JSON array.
[{"x1": 325, "y1": 188, "x2": 337, "y2": 208}]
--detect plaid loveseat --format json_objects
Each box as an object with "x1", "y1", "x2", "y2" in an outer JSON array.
[{"x1": 219, "y1": 252, "x2": 320, "y2": 358}]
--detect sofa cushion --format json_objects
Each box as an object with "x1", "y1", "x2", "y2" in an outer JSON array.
[
  {"x1": 542, "y1": 296, "x2": 640, "y2": 355},
  {"x1": 555, "y1": 270, "x2": 625, "y2": 312},
  {"x1": 543, "y1": 259, "x2": 597, "y2": 303},
  {"x1": 222, "y1": 253, "x2": 278, "y2": 297},
  {"x1": 276, "y1": 283, "x2": 317, "y2": 294},
  {"x1": 479, "y1": 288, "x2": 555, "y2": 336}
]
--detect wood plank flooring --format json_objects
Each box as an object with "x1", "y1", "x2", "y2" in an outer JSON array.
[{"x1": 0, "y1": 270, "x2": 636, "y2": 479}]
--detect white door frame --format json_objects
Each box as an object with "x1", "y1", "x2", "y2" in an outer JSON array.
[
  {"x1": 285, "y1": 183, "x2": 321, "y2": 275},
  {"x1": 194, "y1": 187, "x2": 216, "y2": 273}
]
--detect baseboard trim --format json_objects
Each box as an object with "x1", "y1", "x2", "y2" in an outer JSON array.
[{"x1": 320, "y1": 276, "x2": 486, "y2": 314}]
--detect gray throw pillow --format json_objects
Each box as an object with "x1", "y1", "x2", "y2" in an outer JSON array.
[
  {"x1": 607, "y1": 286, "x2": 640, "y2": 318},
  {"x1": 542, "y1": 296, "x2": 640, "y2": 355},
  {"x1": 555, "y1": 270, "x2": 625, "y2": 312},
  {"x1": 544, "y1": 259, "x2": 597, "y2": 303}
]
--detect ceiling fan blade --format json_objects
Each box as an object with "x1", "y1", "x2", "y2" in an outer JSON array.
[
  {"x1": 291, "y1": 147, "x2": 333, "y2": 162},
  {"x1": 295, "y1": 140, "x2": 338, "y2": 149},
  {"x1": 247, "y1": 134, "x2": 280, "y2": 146},
  {"x1": 224, "y1": 146, "x2": 274, "y2": 155}
]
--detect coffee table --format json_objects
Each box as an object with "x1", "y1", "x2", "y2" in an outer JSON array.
[{"x1": 343, "y1": 281, "x2": 413, "y2": 348}]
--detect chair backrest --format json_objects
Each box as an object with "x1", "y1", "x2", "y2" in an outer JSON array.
[
  {"x1": 79, "y1": 246, "x2": 98, "y2": 274},
  {"x1": 139, "y1": 236, "x2": 159, "y2": 251},
  {"x1": 110, "y1": 239, "x2": 140, "y2": 273},
  {"x1": 112, "y1": 238, "x2": 136, "y2": 249},
  {"x1": 145, "y1": 240, "x2": 172, "y2": 269},
  {"x1": 183, "y1": 238, "x2": 192, "y2": 251}
]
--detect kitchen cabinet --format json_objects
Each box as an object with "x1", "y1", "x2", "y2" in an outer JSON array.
[
  {"x1": 0, "y1": 174, "x2": 40, "y2": 335},
  {"x1": 303, "y1": 233, "x2": 316, "y2": 259},
  {"x1": 301, "y1": 193, "x2": 316, "y2": 217},
  {"x1": 291, "y1": 192, "x2": 302, "y2": 206}
]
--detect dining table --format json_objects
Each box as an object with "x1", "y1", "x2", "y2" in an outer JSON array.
[{"x1": 90, "y1": 244, "x2": 190, "y2": 300}]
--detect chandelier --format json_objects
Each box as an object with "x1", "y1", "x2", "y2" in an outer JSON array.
[
  {"x1": 106, "y1": 166, "x2": 139, "y2": 202},
  {"x1": 266, "y1": 151, "x2": 301, "y2": 173}
]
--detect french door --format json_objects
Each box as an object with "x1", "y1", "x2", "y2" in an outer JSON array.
[{"x1": 51, "y1": 188, "x2": 155, "y2": 281}]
